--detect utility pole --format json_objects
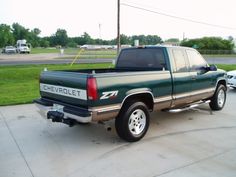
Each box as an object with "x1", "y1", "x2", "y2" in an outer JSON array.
[
  {"x1": 183, "y1": 32, "x2": 185, "y2": 41},
  {"x1": 117, "y1": 0, "x2": 120, "y2": 55},
  {"x1": 99, "y1": 23, "x2": 102, "y2": 39}
]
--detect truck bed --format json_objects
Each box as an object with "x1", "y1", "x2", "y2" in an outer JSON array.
[
  {"x1": 61, "y1": 68, "x2": 164, "y2": 74},
  {"x1": 39, "y1": 68, "x2": 172, "y2": 108}
]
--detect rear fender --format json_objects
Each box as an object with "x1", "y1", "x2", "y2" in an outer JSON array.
[{"x1": 120, "y1": 89, "x2": 154, "y2": 111}]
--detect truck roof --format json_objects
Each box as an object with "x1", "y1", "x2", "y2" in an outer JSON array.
[{"x1": 121, "y1": 45, "x2": 195, "y2": 51}]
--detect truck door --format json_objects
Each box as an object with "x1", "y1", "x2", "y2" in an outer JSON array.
[
  {"x1": 170, "y1": 49, "x2": 192, "y2": 107},
  {"x1": 186, "y1": 49, "x2": 215, "y2": 102}
]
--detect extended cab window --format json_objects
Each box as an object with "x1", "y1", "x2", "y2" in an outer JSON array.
[
  {"x1": 172, "y1": 49, "x2": 188, "y2": 72},
  {"x1": 116, "y1": 48, "x2": 167, "y2": 70},
  {"x1": 186, "y1": 50, "x2": 208, "y2": 71}
]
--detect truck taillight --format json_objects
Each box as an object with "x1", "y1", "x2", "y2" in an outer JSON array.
[{"x1": 87, "y1": 77, "x2": 98, "y2": 100}]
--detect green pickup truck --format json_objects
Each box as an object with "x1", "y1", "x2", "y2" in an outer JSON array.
[{"x1": 34, "y1": 46, "x2": 227, "y2": 142}]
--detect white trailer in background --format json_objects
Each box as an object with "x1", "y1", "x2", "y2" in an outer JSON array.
[
  {"x1": 80, "y1": 44, "x2": 131, "y2": 50},
  {"x1": 16, "y1": 39, "x2": 31, "y2": 53}
]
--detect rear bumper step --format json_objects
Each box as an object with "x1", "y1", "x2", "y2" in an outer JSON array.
[{"x1": 167, "y1": 100, "x2": 211, "y2": 113}]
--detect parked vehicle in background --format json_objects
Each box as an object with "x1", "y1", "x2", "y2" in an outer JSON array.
[
  {"x1": 227, "y1": 70, "x2": 236, "y2": 89},
  {"x1": 16, "y1": 39, "x2": 31, "y2": 54},
  {"x1": 35, "y1": 46, "x2": 227, "y2": 142},
  {"x1": 80, "y1": 44, "x2": 132, "y2": 50},
  {"x1": 2, "y1": 46, "x2": 17, "y2": 54}
]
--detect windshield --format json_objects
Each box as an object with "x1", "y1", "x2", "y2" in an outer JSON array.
[
  {"x1": 21, "y1": 44, "x2": 27, "y2": 47},
  {"x1": 6, "y1": 46, "x2": 14, "y2": 49},
  {"x1": 116, "y1": 48, "x2": 167, "y2": 70}
]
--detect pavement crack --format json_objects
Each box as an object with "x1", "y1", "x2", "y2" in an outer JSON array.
[
  {"x1": 152, "y1": 148, "x2": 236, "y2": 177},
  {"x1": 66, "y1": 126, "x2": 236, "y2": 177},
  {"x1": 0, "y1": 111, "x2": 35, "y2": 177},
  {"x1": 95, "y1": 126, "x2": 236, "y2": 160}
]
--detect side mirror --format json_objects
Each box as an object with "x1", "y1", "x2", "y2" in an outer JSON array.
[
  {"x1": 209, "y1": 64, "x2": 217, "y2": 71},
  {"x1": 199, "y1": 64, "x2": 217, "y2": 73}
]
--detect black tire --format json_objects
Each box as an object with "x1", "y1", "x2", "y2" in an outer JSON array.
[
  {"x1": 209, "y1": 85, "x2": 226, "y2": 111},
  {"x1": 115, "y1": 101, "x2": 150, "y2": 142}
]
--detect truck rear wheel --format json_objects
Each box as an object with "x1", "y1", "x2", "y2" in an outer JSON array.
[
  {"x1": 209, "y1": 84, "x2": 226, "y2": 110},
  {"x1": 115, "y1": 101, "x2": 150, "y2": 142}
]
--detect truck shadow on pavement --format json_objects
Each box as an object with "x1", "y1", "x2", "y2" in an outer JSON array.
[{"x1": 41, "y1": 103, "x2": 223, "y2": 146}]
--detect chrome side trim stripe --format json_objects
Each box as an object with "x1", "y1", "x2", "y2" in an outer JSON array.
[
  {"x1": 91, "y1": 88, "x2": 215, "y2": 113},
  {"x1": 174, "y1": 88, "x2": 214, "y2": 99},
  {"x1": 154, "y1": 96, "x2": 172, "y2": 103},
  {"x1": 90, "y1": 105, "x2": 121, "y2": 113}
]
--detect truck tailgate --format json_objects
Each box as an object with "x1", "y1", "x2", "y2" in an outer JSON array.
[{"x1": 39, "y1": 71, "x2": 88, "y2": 107}]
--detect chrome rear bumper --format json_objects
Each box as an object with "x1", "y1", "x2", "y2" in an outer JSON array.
[{"x1": 35, "y1": 102, "x2": 92, "y2": 123}]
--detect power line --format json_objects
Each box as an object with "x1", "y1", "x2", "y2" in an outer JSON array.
[{"x1": 121, "y1": 2, "x2": 236, "y2": 31}]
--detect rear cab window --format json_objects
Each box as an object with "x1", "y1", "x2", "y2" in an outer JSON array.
[{"x1": 116, "y1": 48, "x2": 168, "y2": 70}]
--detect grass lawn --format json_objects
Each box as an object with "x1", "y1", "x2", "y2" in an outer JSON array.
[
  {"x1": 31, "y1": 48, "x2": 117, "y2": 59},
  {"x1": 0, "y1": 64, "x2": 235, "y2": 106},
  {"x1": 56, "y1": 49, "x2": 117, "y2": 59},
  {"x1": 0, "y1": 63, "x2": 112, "y2": 106},
  {"x1": 216, "y1": 64, "x2": 236, "y2": 71},
  {"x1": 31, "y1": 48, "x2": 59, "y2": 54},
  {"x1": 203, "y1": 54, "x2": 236, "y2": 58},
  {"x1": 31, "y1": 48, "x2": 82, "y2": 54}
]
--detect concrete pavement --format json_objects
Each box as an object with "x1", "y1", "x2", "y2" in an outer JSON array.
[{"x1": 0, "y1": 89, "x2": 236, "y2": 177}]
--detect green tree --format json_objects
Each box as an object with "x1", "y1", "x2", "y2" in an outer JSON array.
[
  {"x1": 0, "y1": 24, "x2": 14, "y2": 47},
  {"x1": 51, "y1": 29, "x2": 68, "y2": 47},
  {"x1": 32, "y1": 28, "x2": 41, "y2": 36},
  {"x1": 67, "y1": 41, "x2": 77, "y2": 48},
  {"x1": 181, "y1": 37, "x2": 234, "y2": 50},
  {"x1": 12, "y1": 23, "x2": 30, "y2": 41},
  {"x1": 131, "y1": 35, "x2": 162, "y2": 45},
  {"x1": 165, "y1": 38, "x2": 180, "y2": 43},
  {"x1": 28, "y1": 28, "x2": 41, "y2": 47},
  {"x1": 120, "y1": 34, "x2": 131, "y2": 45},
  {"x1": 40, "y1": 38, "x2": 50, "y2": 48}
]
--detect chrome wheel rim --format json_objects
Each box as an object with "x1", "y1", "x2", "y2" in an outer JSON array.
[
  {"x1": 128, "y1": 109, "x2": 146, "y2": 135},
  {"x1": 217, "y1": 89, "x2": 225, "y2": 108}
]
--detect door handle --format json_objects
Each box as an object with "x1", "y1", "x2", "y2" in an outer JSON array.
[{"x1": 191, "y1": 76, "x2": 196, "y2": 80}]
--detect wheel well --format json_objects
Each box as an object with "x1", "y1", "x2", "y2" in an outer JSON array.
[
  {"x1": 217, "y1": 80, "x2": 226, "y2": 88},
  {"x1": 121, "y1": 93, "x2": 154, "y2": 111}
]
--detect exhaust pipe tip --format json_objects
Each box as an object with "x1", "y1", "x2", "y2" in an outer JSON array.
[{"x1": 106, "y1": 126, "x2": 112, "y2": 131}]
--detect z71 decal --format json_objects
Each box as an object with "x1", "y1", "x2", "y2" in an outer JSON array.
[{"x1": 100, "y1": 91, "x2": 119, "y2": 100}]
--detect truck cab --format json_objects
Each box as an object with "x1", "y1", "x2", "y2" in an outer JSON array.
[{"x1": 16, "y1": 39, "x2": 31, "y2": 54}]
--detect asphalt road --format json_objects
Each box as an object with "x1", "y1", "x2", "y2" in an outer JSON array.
[
  {"x1": 0, "y1": 53, "x2": 114, "y2": 65},
  {"x1": 0, "y1": 89, "x2": 236, "y2": 177},
  {"x1": 205, "y1": 57, "x2": 236, "y2": 64},
  {"x1": 0, "y1": 58, "x2": 113, "y2": 65}
]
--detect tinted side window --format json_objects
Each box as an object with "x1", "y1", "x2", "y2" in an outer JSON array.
[
  {"x1": 186, "y1": 50, "x2": 207, "y2": 71},
  {"x1": 172, "y1": 49, "x2": 188, "y2": 72},
  {"x1": 116, "y1": 48, "x2": 167, "y2": 70}
]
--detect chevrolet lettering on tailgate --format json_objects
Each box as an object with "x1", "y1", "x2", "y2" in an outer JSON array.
[{"x1": 40, "y1": 83, "x2": 87, "y2": 100}]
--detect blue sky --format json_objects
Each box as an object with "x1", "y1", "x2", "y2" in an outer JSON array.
[{"x1": 1, "y1": 0, "x2": 236, "y2": 40}]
